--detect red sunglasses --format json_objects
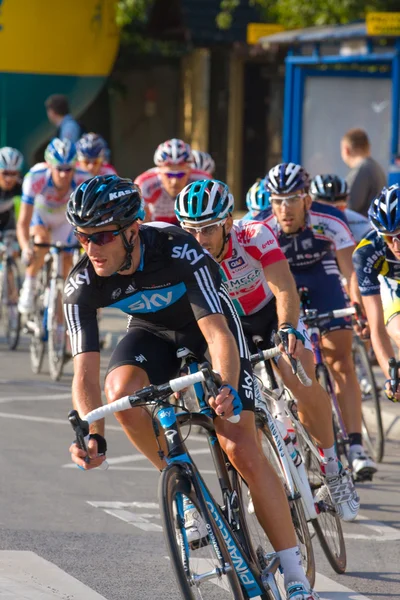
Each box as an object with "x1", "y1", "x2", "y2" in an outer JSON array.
[{"x1": 74, "y1": 228, "x2": 124, "y2": 247}]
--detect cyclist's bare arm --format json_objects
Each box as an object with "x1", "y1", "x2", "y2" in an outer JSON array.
[
  {"x1": 72, "y1": 352, "x2": 104, "y2": 436},
  {"x1": 197, "y1": 313, "x2": 240, "y2": 417},
  {"x1": 264, "y1": 260, "x2": 300, "y2": 327},
  {"x1": 362, "y1": 294, "x2": 395, "y2": 379},
  {"x1": 336, "y1": 245, "x2": 359, "y2": 304},
  {"x1": 16, "y1": 202, "x2": 34, "y2": 252}
]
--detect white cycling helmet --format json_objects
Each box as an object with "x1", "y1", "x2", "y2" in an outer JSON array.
[
  {"x1": 154, "y1": 138, "x2": 192, "y2": 167},
  {"x1": 0, "y1": 146, "x2": 24, "y2": 171},
  {"x1": 191, "y1": 150, "x2": 215, "y2": 175}
]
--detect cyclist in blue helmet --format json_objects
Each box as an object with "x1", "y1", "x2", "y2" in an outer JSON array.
[
  {"x1": 17, "y1": 138, "x2": 89, "y2": 314},
  {"x1": 354, "y1": 184, "x2": 400, "y2": 401},
  {"x1": 255, "y1": 162, "x2": 377, "y2": 483},
  {"x1": 76, "y1": 132, "x2": 117, "y2": 177},
  {"x1": 243, "y1": 179, "x2": 270, "y2": 220}
]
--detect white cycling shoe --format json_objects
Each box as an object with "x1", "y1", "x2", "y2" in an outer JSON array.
[
  {"x1": 349, "y1": 446, "x2": 377, "y2": 481},
  {"x1": 184, "y1": 503, "x2": 208, "y2": 546},
  {"x1": 286, "y1": 581, "x2": 320, "y2": 600},
  {"x1": 318, "y1": 468, "x2": 360, "y2": 522},
  {"x1": 18, "y1": 283, "x2": 35, "y2": 315}
]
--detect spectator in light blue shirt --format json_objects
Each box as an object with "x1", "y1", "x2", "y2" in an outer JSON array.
[{"x1": 45, "y1": 94, "x2": 82, "y2": 143}]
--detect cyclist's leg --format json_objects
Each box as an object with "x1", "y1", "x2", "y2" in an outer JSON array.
[
  {"x1": 104, "y1": 325, "x2": 181, "y2": 469},
  {"x1": 18, "y1": 213, "x2": 50, "y2": 313},
  {"x1": 51, "y1": 221, "x2": 75, "y2": 278}
]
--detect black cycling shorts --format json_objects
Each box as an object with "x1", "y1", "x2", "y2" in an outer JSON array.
[
  {"x1": 0, "y1": 209, "x2": 15, "y2": 232},
  {"x1": 240, "y1": 299, "x2": 278, "y2": 354},
  {"x1": 107, "y1": 317, "x2": 255, "y2": 412}
]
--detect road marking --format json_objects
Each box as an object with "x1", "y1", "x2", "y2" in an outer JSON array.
[
  {"x1": 106, "y1": 466, "x2": 216, "y2": 473},
  {"x1": 0, "y1": 393, "x2": 72, "y2": 404},
  {"x1": 62, "y1": 447, "x2": 211, "y2": 468},
  {"x1": 0, "y1": 411, "x2": 121, "y2": 430},
  {"x1": 0, "y1": 550, "x2": 107, "y2": 599},
  {"x1": 88, "y1": 500, "x2": 162, "y2": 532},
  {"x1": 344, "y1": 514, "x2": 400, "y2": 541},
  {"x1": 315, "y1": 572, "x2": 371, "y2": 599}
]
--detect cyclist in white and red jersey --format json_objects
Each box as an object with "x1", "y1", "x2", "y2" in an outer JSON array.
[
  {"x1": 176, "y1": 179, "x2": 360, "y2": 527},
  {"x1": 76, "y1": 133, "x2": 117, "y2": 177},
  {"x1": 134, "y1": 138, "x2": 209, "y2": 224},
  {"x1": 17, "y1": 138, "x2": 89, "y2": 314}
]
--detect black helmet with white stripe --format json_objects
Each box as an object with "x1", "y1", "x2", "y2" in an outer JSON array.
[
  {"x1": 175, "y1": 179, "x2": 234, "y2": 224},
  {"x1": 266, "y1": 162, "x2": 310, "y2": 195},
  {"x1": 310, "y1": 174, "x2": 348, "y2": 203}
]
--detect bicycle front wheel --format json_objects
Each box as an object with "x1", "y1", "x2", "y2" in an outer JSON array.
[
  {"x1": 235, "y1": 418, "x2": 315, "y2": 590},
  {"x1": 29, "y1": 272, "x2": 47, "y2": 374},
  {"x1": 48, "y1": 280, "x2": 66, "y2": 381},
  {"x1": 294, "y1": 418, "x2": 347, "y2": 574},
  {"x1": 2, "y1": 257, "x2": 21, "y2": 350},
  {"x1": 159, "y1": 464, "x2": 244, "y2": 600},
  {"x1": 352, "y1": 336, "x2": 384, "y2": 463}
]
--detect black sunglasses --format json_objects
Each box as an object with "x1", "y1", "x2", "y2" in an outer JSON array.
[{"x1": 74, "y1": 228, "x2": 125, "y2": 247}]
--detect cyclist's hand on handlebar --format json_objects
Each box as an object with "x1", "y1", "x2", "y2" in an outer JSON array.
[
  {"x1": 209, "y1": 384, "x2": 243, "y2": 420},
  {"x1": 351, "y1": 302, "x2": 370, "y2": 339},
  {"x1": 384, "y1": 381, "x2": 400, "y2": 402},
  {"x1": 22, "y1": 247, "x2": 34, "y2": 266},
  {"x1": 69, "y1": 436, "x2": 107, "y2": 470},
  {"x1": 277, "y1": 324, "x2": 305, "y2": 359}
]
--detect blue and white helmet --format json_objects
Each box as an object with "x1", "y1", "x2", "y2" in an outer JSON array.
[
  {"x1": 45, "y1": 138, "x2": 77, "y2": 167},
  {"x1": 267, "y1": 162, "x2": 310, "y2": 194},
  {"x1": 246, "y1": 180, "x2": 270, "y2": 212},
  {"x1": 368, "y1": 185, "x2": 400, "y2": 234},
  {"x1": 191, "y1": 150, "x2": 215, "y2": 175},
  {"x1": 0, "y1": 146, "x2": 24, "y2": 171},
  {"x1": 154, "y1": 138, "x2": 192, "y2": 167},
  {"x1": 175, "y1": 179, "x2": 234, "y2": 224},
  {"x1": 76, "y1": 133, "x2": 108, "y2": 160}
]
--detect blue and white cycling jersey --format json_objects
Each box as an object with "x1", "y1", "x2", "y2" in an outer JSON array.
[{"x1": 255, "y1": 201, "x2": 355, "y2": 272}]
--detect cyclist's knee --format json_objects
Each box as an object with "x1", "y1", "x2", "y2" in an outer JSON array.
[{"x1": 104, "y1": 366, "x2": 149, "y2": 404}]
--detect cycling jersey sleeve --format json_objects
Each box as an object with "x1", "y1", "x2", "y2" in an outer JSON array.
[
  {"x1": 238, "y1": 220, "x2": 285, "y2": 267},
  {"x1": 21, "y1": 170, "x2": 35, "y2": 205},
  {"x1": 310, "y1": 203, "x2": 355, "y2": 250},
  {"x1": 352, "y1": 236, "x2": 383, "y2": 296}
]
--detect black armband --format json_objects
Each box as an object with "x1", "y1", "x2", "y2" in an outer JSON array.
[{"x1": 89, "y1": 433, "x2": 107, "y2": 455}]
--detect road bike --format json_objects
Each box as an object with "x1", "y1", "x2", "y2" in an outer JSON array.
[
  {"x1": 0, "y1": 230, "x2": 21, "y2": 350},
  {"x1": 69, "y1": 366, "x2": 290, "y2": 599},
  {"x1": 25, "y1": 242, "x2": 80, "y2": 380}
]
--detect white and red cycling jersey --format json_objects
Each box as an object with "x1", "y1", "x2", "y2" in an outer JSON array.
[
  {"x1": 220, "y1": 219, "x2": 286, "y2": 316},
  {"x1": 135, "y1": 167, "x2": 209, "y2": 223}
]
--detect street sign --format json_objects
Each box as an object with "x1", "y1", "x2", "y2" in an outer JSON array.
[
  {"x1": 247, "y1": 23, "x2": 284, "y2": 45},
  {"x1": 366, "y1": 12, "x2": 400, "y2": 36}
]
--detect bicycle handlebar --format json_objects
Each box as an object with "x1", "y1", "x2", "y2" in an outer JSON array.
[
  {"x1": 302, "y1": 305, "x2": 356, "y2": 324},
  {"x1": 250, "y1": 345, "x2": 312, "y2": 387},
  {"x1": 33, "y1": 242, "x2": 80, "y2": 251}
]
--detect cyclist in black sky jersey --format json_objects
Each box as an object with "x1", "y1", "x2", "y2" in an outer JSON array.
[{"x1": 63, "y1": 175, "x2": 320, "y2": 600}]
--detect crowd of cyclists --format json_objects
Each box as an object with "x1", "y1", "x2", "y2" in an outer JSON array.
[{"x1": 1, "y1": 131, "x2": 400, "y2": 600}]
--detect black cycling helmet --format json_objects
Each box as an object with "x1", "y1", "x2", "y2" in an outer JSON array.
[
  {"x1": 310, "y1": 174, "x2": 348, "y2": 203},
  {"x1": 67, "y1": 175, "x2": 144, "y2": 229},
  {"x1": 67, "y1": 175, "x2": 145, "y2": 271}
]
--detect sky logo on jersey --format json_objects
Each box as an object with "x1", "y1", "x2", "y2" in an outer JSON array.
[
  {"x1": 110, "y1": 282, "x2": 186, "y2": 314},
  {"x1": 64, "y1": 269, "x2": 90, "y2": 297},
  {"x1": 171, "y1": 243, "x2": 204, "y2": 265}
]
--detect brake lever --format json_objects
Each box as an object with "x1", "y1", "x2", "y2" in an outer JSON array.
[
  {"x1": 274, "y1": 330, "x2": 298, "y2": 375},
  {"x1": 68, "y1": 409, "x2": 90, "y2": 464}
]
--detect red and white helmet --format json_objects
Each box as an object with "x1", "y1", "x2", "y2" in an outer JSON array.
[{"x1": 154, "y1": 138, "x2": 192, "y2": 167}]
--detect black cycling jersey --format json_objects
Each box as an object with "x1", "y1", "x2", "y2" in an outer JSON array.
[{"x1": 0, "y1": 183, "x2": 21, "y2": 231}]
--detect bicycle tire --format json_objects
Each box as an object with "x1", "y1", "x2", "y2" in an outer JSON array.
[
  {"x1": 239, "y1": 417, "x2": 315, "y2": 589},
  {"x1": 352, "y1": 336, "x2": 384, "y2": 463},
  {"x1": 29, "y1": 269, "x2": 47, "y2": 375},
  {"x1": 159, "y1": 464, "x2": 245, "y2": 600},
  {"x1": 293, "y1": 416, "x2": 347, "y2": 574},
  {"x1": 48, "y1": 280, "x2": 66, "y2": 381},
  {"x1": 315, "y1": 363, "x2": 348, "y2": 467},
  {"x1": 3, "y1": 257, "x2": 21, "y2": 350}
]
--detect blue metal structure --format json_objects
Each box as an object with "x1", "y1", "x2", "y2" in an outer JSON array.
[{"x1": 260, "y1": 23, "x2": 400, "y2": 180}]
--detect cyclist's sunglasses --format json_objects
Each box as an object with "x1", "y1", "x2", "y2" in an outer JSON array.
[
  {"x1": 181, "y1": 219, "x2": 227, "y2": 237},
  {"x1": 1, "y1": 170, "x2": 19, "y2": 177},
  {"x1": 55, "y1": 166, "x2": 74, "y2": 173},
  {"x1": 74, "y1": 228, "x2": 126, "y2": 247},
  {"x1": 381, "y1": 232, "x2": 400, "y2": 244},
  {"x1": 80, "y1": 158, "x2": 102, "y2": 165},
  {"x1": 163, "y1": 171, "x2": 187, "y2": 179},
  {"x1": 270, "y1": 194, "x2": 307, "y2": 206}
]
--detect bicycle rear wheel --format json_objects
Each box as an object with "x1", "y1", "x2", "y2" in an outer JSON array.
[
  {"x1": 293, "y1": 415, "x2": 347, "y2": 574},
  {"x1": 1, "y1": 258, "x2": 21, "y2": 350},
  {"x1": 159, "y1": 464, "x2": 244, "y2": 600},
  {"x1": 48, "y1": 280, "x2": 66, "y2": 381},
  {"x1": 236, "y1": 417, "x2": 315, "y2": 590},
  {"x1": 352, "y1": 335, "x2": 384, "y2": 463}
]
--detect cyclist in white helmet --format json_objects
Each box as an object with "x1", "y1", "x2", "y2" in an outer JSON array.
[
  {"x1": 17, "y1": 138, "x2": 89, "y2": 314},
  {"x1": 134, "y1": 138, "x2": 209, "y2": 224},
  {"x1": 0, "y1": 147, "x2": 24, "y2": 232},
  {"x1": 191, "y1": 149, "x2": 215, "y2": 175}
]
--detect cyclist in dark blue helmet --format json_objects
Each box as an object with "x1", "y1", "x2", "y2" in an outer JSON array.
[{"x1": 353, "y1": 184, "x2": 400, "y2": 401}]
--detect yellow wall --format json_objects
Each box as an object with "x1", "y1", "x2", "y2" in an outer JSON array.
[{"x1": 0, "y1": 0, "x2": 119, "y2": 76}]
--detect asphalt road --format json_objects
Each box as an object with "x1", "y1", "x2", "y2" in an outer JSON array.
[{"x1": 0, "y1": 309, "x2": 399, "y2": 600}]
